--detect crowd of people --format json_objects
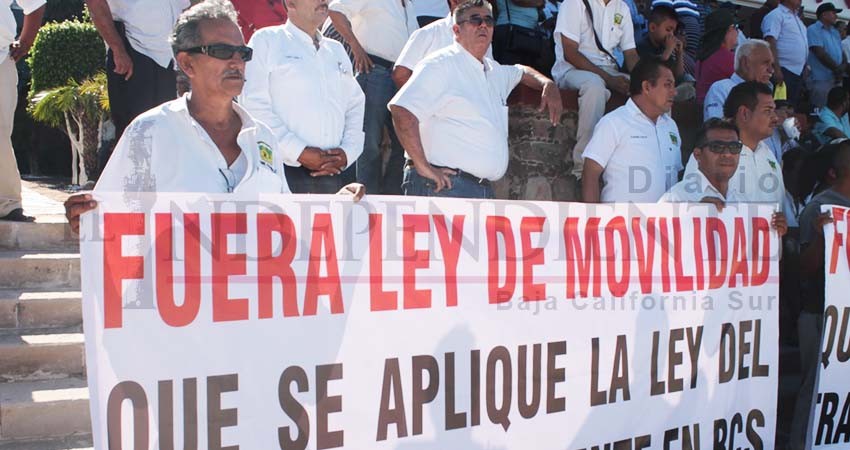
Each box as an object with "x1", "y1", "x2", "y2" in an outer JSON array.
[{"x1": 2, "y1": 0, "x2": 849, "y2": 448}]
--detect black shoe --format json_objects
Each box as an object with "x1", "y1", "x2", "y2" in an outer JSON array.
[{"x1": 0, "y1": 208, "x2": 35, "y2": 222}]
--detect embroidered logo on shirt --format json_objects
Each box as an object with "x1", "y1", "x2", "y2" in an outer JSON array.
[
  {"x1": 768, "y1": 160, "x2": 777, "y2": 170},
  {"x1": 614, "y1": 13, "x2": 623, "y2": 25},
  {"x1": 258, "y1": 141, "x2": 276, "y2": 172},
  {"x1": 669, "y1": 132, "x2": 679, "y2": 145}
]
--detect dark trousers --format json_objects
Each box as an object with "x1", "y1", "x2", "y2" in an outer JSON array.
[
  {"x1": 284, "y1": 165, "x2": 353, "y2": 194},
  {"x1": 781, "y1": 67, "x2": 804, "y2": 109},
  {"x1": 417, "y1": 16, "x2": 441, "y2": 27},
  {"x1": 101, "y1": 21, "x2": 177, "y2": 170},
  {"x1": 355, "y1": 64, "x2": 405, "y2": 195}
]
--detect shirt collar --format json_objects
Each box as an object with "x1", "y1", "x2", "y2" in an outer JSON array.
[
  {"x1": 174, "y1": 93, "x2": 259, "y2": 143},
  {"x1": 691, "y1": 169, "x2": 727, "y2": 201},
  {"x1": 778, "y1": 4, "x2": 797, "y2": 16},
  {"x1": 452, "y1": 41, "x2": 492, "y2": 72},
  {"x1": 283, "y1": 21, "x2": 322, "y2": 48},
  {"x1": 730, "y1": 73, "x2": 745, "y2": 84},
  {"x1": 625, "y1": 98, "x2": 670, "y2": 124}
]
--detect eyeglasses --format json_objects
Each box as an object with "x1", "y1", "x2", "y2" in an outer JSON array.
[
  {"x1": 182, "y1": 44, "x2": 253, "y2": 62},
  {"x1": 701, "y1": 140, "x2": 744, "y2": 155},
  {"x1": 458, "y1": 14, "x2": 495, "y2": 27}
]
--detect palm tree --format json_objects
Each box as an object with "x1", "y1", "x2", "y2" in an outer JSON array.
[{"x1": 29, "y1": 72, "x2": 110, "y2": 186}]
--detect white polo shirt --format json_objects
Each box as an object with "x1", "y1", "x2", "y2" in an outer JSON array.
[
  {"x1": 684, "y1": 140, "x2": 784, "y2": 207},
  {"x1": 660, "y1": 169, "x2": 744, "y2": 203},
  {"x1": 1, "y1": 0, "x2": 44, "y2": 64},
  {"x1": 395, "y1": 15, "x2": 493, "y2": 71},
  {"x1": 583, "y1": 99, "x2": 683, "y2": 203},
  {"x1": 703, "y1": 73, "x2": 745, "y2": 120},
  {"x1": 761, "y1": 4, "x2": 808, "y2": 75},
  {"x1": 414, "y1": 0, "x2": 449, "y2": 18},
  {"x1": 96, "y1": 94, "x2": 291, "y2": 194},
  {"x1": 106, "y1": 0, "x2": 190, "y2": 68},
  {"x1": 551, "y1": 0, "x2": 635, "y2": 82},
  {"x1": 240, "y1": 22, "x2": 365, "y2": 169},
  {"x1": 388, "y1": 43, "x2": 523, "y2": 180},
  {"x1": 328, "y1": 0, "x2": 418, "y2": 62}
]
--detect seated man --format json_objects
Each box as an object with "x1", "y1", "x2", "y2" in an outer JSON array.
[
  {"x1": 553, "y1": 0, "x2": 639, "y2": 177},
  {"x1": 636, "y1": 6, "x2": 690, "y2": 99},
  {"x1": 581, "y1": 58, "x2": 683, "y2": 203},
  {"x1": 703, "y1": 39, "x2": 774, "y2": 120},
  {"x1": 388, "y1": 0, "x2": 562, "y2": 199},
  {"x1": 813, "y1": 85, "x2": 850, "y2": 144},
  {"x1": 65, "y1": 0, "x2": 363, "y2": 233},
  {"x1": 686, "y1": 81, "x2": 784, "y2": 206},
  {"x1": 662, "y1": 117, "x2": 789, "y2": 237}
]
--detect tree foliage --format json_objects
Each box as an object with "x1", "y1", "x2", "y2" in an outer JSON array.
[{"x1": 26, "y1": 18, "x2": 104, "y2": 95}]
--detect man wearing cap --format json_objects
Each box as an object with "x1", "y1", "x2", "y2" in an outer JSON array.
[
  {"x1": 703, "y1": 39, "x2": 774, "y2": 120},
  {"x1": 807, "y1": 2, "x2": 847, "y2": 109},
  {"x1": 762, "y1": 0, "x2": 808, "y2": 108}
]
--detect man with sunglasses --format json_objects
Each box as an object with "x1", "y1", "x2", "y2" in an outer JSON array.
[
  {"x1": 240, "y1": 0, "x2": 365, "y2": 194},
  {"x1": 686, "y1": 81, "x2": 785, "y2": 207},
  {"x1": 85, "y1": 0, "x2": 191, "y2": 167},
  {"x1": 388, "y1": 0, "x2": 562, "y2": 199},
  {"x1": 64, "y1": 0, "x2": 365, "y2": 233}
]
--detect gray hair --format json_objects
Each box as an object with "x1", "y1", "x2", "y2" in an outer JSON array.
[
  {"x1": 170, "y1": 0, "x2": 240, "y2": 56},
  {"x1": 453, "y1": 0, "x2": 493, "y2": 24},
  {"x1": 734, "y1": 39, "x2": 771, "y2": 73}
]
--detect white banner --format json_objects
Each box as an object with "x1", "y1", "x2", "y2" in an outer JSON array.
[
  {"x1": 812, "y1": 204, "x2": 850, "y2": 449},
  {"x1": 80, "y1": 194, "x2": 780, "y2": 449}
]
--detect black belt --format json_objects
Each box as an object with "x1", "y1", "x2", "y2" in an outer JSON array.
[
  {"x1": 368, "y1": 54, "x2": 395, "y2": 69},
  {"x1": 406, "y1": 160, "x2": 490, "y2": 186}
]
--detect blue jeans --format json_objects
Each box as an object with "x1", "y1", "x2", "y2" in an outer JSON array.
[
  {"x1": 402, "y1": 166, "x2": 495, "y2": 199},
  {"x1": 356, "y1": 65, "x2": 405, "y2": 195}
]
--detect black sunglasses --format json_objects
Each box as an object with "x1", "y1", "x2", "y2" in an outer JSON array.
[
  {"x1": 182, "y1": 44, "x2": 253, "y2": 62},
  {"x1": 701, "y1": 140, "x2": 744, "y2": 155},
  {"x1": 459, "y1": 14, "x2": 495, "y2": 27}
]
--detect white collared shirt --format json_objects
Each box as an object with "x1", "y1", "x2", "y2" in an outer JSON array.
[
  {"x1": 395, "y1": 15, "x2": 493, "y2": 71},
  {"x1": 1, "y1": 0, "x2": 44, "y2": 64},
  {"x1": 761, "y1": 4, "x2": 808, "y2": 75},
  {"x1": 105, "y1": 0, "x2": 190, "y2": 68},
  {"x1": 583, "y1": 98, "x2": 683, "y2": 203},
  {"x1": 96, "y1": 94, "x2": 291, "y2": 194},
  {"x1": 414, "y1": 0, "x2": 449, "y2": 18},
  {"x1": 240, "y1": 22, "x2": 365, "y2": 169},
  {"x1": 684, "y1": 140, "x2": 784, "y2": 207},
  {"x1": 660, "y1": 169, "x2": 743, "y2": 203},
  {"x1": 551, "y1": 0, "x2": 635, "y2": 82},
  {"x1": 328, "y1": 0, "x2": 418, "y2": 62},
  {"x1": 703, "y1": 73, "x2": 745, "y2": 120},
  {"x1": 388, "y1": 43, "x2": 523, "y2": 180}
]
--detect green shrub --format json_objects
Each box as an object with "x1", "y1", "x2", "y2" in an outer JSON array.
[{"x1": 27, "y1": 19, "x2": 104, "y2": 96}]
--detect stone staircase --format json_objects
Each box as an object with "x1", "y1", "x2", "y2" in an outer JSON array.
[{"x1": 0, "y1": 189, "x2": 93, "y2": 449}]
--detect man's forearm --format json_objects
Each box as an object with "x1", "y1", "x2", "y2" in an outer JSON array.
[
  {"x1": 812, "y1": 47, "x2": 839, "y2": 70},
  {"x1": 562, "y1": 36, "x2": 614, "y2": 80},
  {"x1": 328, "y1": 11, "x2": 362, "y2": 50},
  {"x1": 85, "y1": 0, "x2": 127, "y2": 53},
  {"x1": 390, "y1": 106, "x2": 426, "y2": 165},
  {"x1": 519, "y1": 65, "x2": 554, "y2": 90},
  {"x1": 18, "y1": 5, "x2": 45, "y2": 45},
  {"x1": 623, "y1": 49, "x2": 639, "y2": 72},
  {"x1": 766, "y1": 37, "x2": 783, "y2": 72}
]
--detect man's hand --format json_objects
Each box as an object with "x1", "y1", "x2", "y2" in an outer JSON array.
[
  {"x1": 336, "y1": 182, "x2": 366, "y2": 202},
  {"x1": 699, "y1": 196, "x2": 726, "y2": 211},
  {"x1": 9, "y1": 39, "x2": 33, "y2": 62},
  {"x1": 539, "y1": 81, "x2": 563, "y2": 125},
  {"x1": 112, "y1": 47, "x2": 134, "y2": 81},
  {"x1": 415, "y1": 162, "x2": 455, "y2": 193},
  {"x1": 298, "y1": 147, "x2": 336, "y2": 172},
  {"x1": 773, "y1": 67, "x2": 784, "y2": 86},
  {"x1": 350, "y1": 42, "x2": 373, "y2": 74},
  {"x1": 662, "y1": 34, "x2": 677, "y2": 60},
  {"x1": 771, "y1": 212, "x2": 788, "y2": 237},
  {"x1": 309, "y1": 148, "x2": 348, "y2": 177},
  {"x1": 811, "y1": 211, "x2": 834, "y2": 243},
  {"x1": 64, "y1": 193, "x2": 97, "y2": 234},
  {"x1": 605, "y1": 74, "x2": 630, "y2": 96}
]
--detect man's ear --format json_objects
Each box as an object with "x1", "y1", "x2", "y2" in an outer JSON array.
[
  {"x1": 176, "y1": 52, "x2": 194, "y2": 78},
  {"x1": 452, "y1": 23, "x2": 460, "y2": 37}
]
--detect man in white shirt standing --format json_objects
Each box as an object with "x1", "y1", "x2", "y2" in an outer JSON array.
[
  {"x1": 85, "y1": 0, "x2": 191, "y2": 167},
  {"x1": 328, "y1": 0, "x2": 418, "y2": 195},
  {"x1": 581, "y1": 58, "x2": 682, "y2": 203},
  {"x1": 703, "y1": 39, "x2": 774, "y2": 120},
  {"x1": 389, "y1": 0, "x2": 562, "y2": 199},
  {"x1": 415, "y1": 0, "x2": 450, "y2": 27},
  {"x1": 686, "y1": 81, "x2": 784, "y2": 207},
  {"x1": 240, "y1": 0, "x2": 365, "y2": 194},
  {"x1": 552, "y1": 0, "x2": 640, "y2": 178},
  {"x1": 1, "y1": 0, "x2": 44, "y2": 222},
  {"x1": 761, "y1": 0, "x2": 808, "y2": 108}
]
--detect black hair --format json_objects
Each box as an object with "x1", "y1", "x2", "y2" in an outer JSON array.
[
  {"x1": 695, "y1": 118, "x2": 740, "y2": 147},
  {"x1": 722, "y1": 81, "x2": 774, "y2": 119},
  {"x1": 827, "y1": 86, "x2": 849, "y2": 110},
  {"x1": 629, "y1": 57, "x2": 672, "y2": 96},
  {"x1": 649, "y1": 5, "x2": 679, "y2": 25}
]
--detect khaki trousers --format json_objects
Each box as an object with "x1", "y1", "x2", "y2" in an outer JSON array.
[
  {"x1": 0, "y1": 57, "x2": 22, "y2": 217},
  {"x1": 556, "y1": 64, "x2": 622, "y2": 178}
]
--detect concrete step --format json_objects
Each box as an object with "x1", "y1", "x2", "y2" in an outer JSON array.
[
  {"x1": 0, "y1": 290, "x2": 82, "y2": 332},
  {"x1": 0, "y1": 219, "x2": 77, "y2": 252},
  {"x1": 0, "y1": 378, "x2": 90, "y2": 442},
  {"x1": 0, "y1": 434, "x2": 92, "y2": 450},
  {"x1": 0, "y1": 252, "x2": 80, "y2": 291},
  {"x1": 0, "y1": 333, "x2": 84, "y2": 382}
]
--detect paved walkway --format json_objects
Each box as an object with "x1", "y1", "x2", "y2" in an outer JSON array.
[{"x1": 19, "y1": 179, "x2": 74, "y2": 223}]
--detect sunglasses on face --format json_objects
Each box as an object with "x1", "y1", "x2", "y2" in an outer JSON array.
[
  {"x1": 701, "y1": 140, "x2": 744, "y2": 155},
  {"x1": 459, "y1": 14, "x2": 495, "y2": 27},
  {"x1": 182, "y1": 44, "x2": 253, "y2": 62}
]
